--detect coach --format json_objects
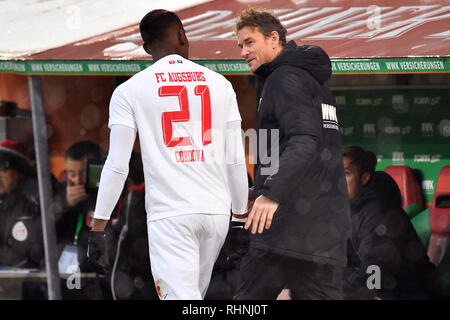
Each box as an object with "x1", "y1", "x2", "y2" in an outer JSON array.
[{"x1": 234, "y1": 9, "x2": 352, "y2": 300}]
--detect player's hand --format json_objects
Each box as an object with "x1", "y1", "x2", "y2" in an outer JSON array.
[
  {"x1": 87, "y1": 230, "x2": 108, "y2": 275},
  {"x1": 66, "y1": 184, "x2": 88, "y2": 207},
  {"x1": 244, "y1": 195, "x2": 279, "y2": 234}
]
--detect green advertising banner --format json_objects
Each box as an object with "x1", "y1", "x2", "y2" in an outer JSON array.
[
  {"x1": 1, "y1": 57, "x2": 449, "y2": 75},
  {"x1": 336, "y1": 88, "x2": 450, "y2": 204},
  {"x1": 331, "y1": 58, "x2": 450, "y2": 74}
]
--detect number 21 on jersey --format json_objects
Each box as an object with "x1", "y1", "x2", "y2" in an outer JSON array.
[{"x1": 159, "y1": 85, "x2": 212, "y2": 147}]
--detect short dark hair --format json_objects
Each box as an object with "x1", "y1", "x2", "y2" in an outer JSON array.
[
  {"x1": 140, "y1": 9, "x2": 182, "y2": 46},
  {"x1": 235, "y1": 8, "x2": 287, "y2": 47},
  {"x1": 65, "y1": 141, "x2": 105, "y2": 161},
  {"x1": 343, "y1": 146, "x2": 377, "y2": 178}
]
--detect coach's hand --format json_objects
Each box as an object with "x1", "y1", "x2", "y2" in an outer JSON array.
[
  {"x1": 87, "y1": 230, "x2": 108, "y2": 275},
  {"x1": 244, "y1": 195, "x2": 279, "y2": 234}
]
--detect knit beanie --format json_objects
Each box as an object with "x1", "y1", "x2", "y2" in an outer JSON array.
[{"x1": 0, "y1": 140, "x2": 32, "y2": 175}]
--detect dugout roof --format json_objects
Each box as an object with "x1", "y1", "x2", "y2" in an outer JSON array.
[{"x1": 1, "y1": 0, "x2": 450, "y2": 75}]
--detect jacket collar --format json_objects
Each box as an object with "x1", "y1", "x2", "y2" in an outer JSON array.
[{"x1": 254, "y1": 40, "x2": 297, "y2": 78}]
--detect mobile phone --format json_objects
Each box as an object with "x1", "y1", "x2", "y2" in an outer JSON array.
[{"x1": 84, "y1": 158, "x2": 104, "y2": 192}]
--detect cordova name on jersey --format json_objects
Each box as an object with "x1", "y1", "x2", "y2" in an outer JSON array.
[
  {"x1": 154, "y1": 71, "x2": 206, "y2": 83},
  {"x1": 175, "y1": 149, "x2": 205, "y2": 163}
]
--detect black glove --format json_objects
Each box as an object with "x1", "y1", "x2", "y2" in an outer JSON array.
[{"x1": 87, "y1": 230, "x2": 108, "y2": 275}]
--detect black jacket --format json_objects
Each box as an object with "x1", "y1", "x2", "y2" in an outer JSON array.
[
  {"x1": 55, "y1": 184, "x2": 99, "y2": 272},
  {"x1": 343, "y1": 171, "x2": 442, "y2": 300},
  {"x1": 0, "y1": 184, "x2": 44, "y2": 268},
  {"x1": 108, "y1": 185, "x2": 158, "y2": 300},
  {"x1": 252, "y1": 40, "x2": 351, "y2": 266}
]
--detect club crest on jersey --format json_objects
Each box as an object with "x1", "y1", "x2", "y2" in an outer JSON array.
[
  {"x1": 169, "y1": 60, "x2": 175, "y2": 64},
  {"x1": 155, "y1": 279, "x2": 168, "y2": 299}
]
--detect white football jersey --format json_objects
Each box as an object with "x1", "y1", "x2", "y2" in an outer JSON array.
[{"x1": 109, "y1": 54, "x2": 242, "y2": 221}]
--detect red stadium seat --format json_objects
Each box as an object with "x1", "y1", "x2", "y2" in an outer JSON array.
[
  {"x1": 384, "y1": 165, "x2": 424, "y2": 218},
  {"x1": 428, "y1": 166, "x2": 450, "y2": 266}
]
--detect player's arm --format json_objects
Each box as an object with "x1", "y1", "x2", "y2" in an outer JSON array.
[
  {"x1": 91, "y1": 124, "x2": 136, "y2": 231},
  {"x1": 88, "y1": 87, "x2": 137, "y2": 274},
  {"x1": 225, "y1": 120, "x2": 249, "y2": 217}
]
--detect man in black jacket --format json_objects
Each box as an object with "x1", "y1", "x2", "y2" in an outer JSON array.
[
  {"x1": 234, "y1": 9, "x2": 351, "y2": 299},
  {"x1": 55, "y1": 140, "x2": 106, "y2": 273},
  {"x1": 0, "y1": 140, "x2": 44, "y2": 268},
  {"x1": 342, "y1": 145, "x2": 443, "y2": 299},
  {"x1": 55, "y1": 141, "x2": 109, "y2": 299}
]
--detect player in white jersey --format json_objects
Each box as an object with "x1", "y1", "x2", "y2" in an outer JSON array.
[{"x1": 86, "y1": 9, "x2": 249, "y2": 300}]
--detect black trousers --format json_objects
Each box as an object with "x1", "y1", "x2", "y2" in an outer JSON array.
[{"x1": 234, "y1": 247, "x2": 343, "y2": 300}]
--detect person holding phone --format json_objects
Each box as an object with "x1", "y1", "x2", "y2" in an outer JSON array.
[
  {"x1": 55, "y1": 143, "x2": 105, "y2": 261},
  {"x1": 53, "y1": 140, "x2": 111, "y2": 299}
]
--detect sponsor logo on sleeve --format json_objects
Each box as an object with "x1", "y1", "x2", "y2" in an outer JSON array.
[{"x1": 321, "y1": 103, "x2": 339, "y2": 130}]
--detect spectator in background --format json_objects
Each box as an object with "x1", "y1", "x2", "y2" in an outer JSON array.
[
  {"x1": 22, "y1": 148, "x2": 66, "y2": 218},
  {"x1": 55, "y1": 140, "x2": 107, "y2": 272},
  {"x1": 342, "y1": 145, "x2": 443, "y2": 300},
  {"x1": 55, "y1": 140, "x2": 111, "y2": 299},
  {"x1": 0, "y1": 140, "x2": 44, "y2": 268}
]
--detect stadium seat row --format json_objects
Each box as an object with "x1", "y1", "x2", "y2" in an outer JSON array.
[{"x1": 385, "y1": 165, "x2": 450, "y2": 296}]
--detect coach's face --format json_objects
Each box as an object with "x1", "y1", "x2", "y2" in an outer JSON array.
[{"x1": 237, "y1": 26, "x2": 282, "y2": 73}]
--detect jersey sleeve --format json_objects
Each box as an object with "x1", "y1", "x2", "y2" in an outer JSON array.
[
  {"x1": 225, "y1": 81, "x2": 242, "y2": 123},
  {"x1": 108, "y1": 87, "x2": 137, "y2": 130},
  {"x1": 225, "y1": 120, "x2": 249, "y2": 214},
  {"x1": 93, "y1": 124, "x2": 136, "y2": 220}
]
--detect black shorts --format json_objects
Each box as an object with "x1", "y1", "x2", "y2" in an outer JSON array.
[{"x1": 234, "y1": 247, "x2": 343, "y2": 300}]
